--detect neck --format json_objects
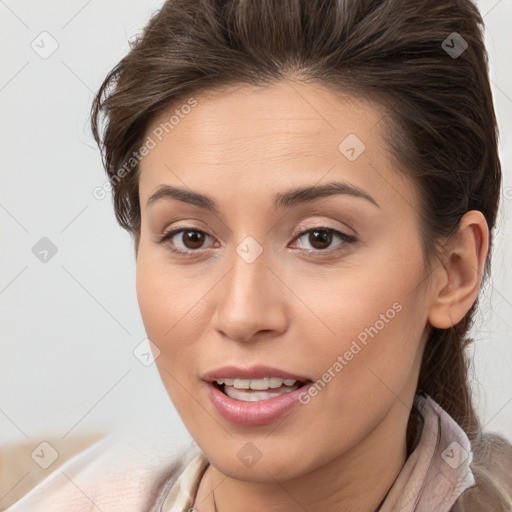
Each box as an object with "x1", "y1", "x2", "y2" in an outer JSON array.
[{"x1": 203, "y1": 397, "x2": 411, "y2": 512}]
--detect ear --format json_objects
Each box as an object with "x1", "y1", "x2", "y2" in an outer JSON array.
[{"x1": 428, "y1": 210, "x2": 490, "y2": 329}]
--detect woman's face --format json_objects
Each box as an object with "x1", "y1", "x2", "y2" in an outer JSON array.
[{"x1": 136, "y1": 80, "x2": 433, "y2": 481}]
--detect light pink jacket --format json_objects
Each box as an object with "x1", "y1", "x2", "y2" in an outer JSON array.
[{"x1": 6, "y1": 394, "x2": 476, "y2": 511}]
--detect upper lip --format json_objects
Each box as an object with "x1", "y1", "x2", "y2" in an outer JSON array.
[{"x1": 202, "y1": 365, "x2": 312, "y2": 382}]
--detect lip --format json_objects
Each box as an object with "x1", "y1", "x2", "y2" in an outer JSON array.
[
  {"x1": 202, "y1": 365, "x2": 311, "y2": 382},
  {"x1": 205, "y1": 381, "x2": 312, "y2": 426},
  {"x1": 202, "y1": 365, "x2": 313, "y2": 426}
]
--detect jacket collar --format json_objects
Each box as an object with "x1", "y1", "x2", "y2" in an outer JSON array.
[
  {"x1": 161, "y1": 393, "x2": 475, "y2": 512},
  {"x1": 380, "y1": 393, "x2": 475, "y2": 511}
]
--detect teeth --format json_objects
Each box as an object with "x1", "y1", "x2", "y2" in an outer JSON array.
[
  {"x1": 224, "y1": 385, "x2": 299, "y2": 401},
  {"x1": 215, "y1": 377, "x2": 298, "y2": 390}
]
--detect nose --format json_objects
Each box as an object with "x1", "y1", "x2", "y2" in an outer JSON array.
[{"x1": 210, "y1": 240, "x2": 288, "y2": 343}]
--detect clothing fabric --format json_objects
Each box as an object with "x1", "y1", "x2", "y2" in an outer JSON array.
[
  {"x1": 154, "y1": 393, "x2": 475, "y2": 512},
  {"x1": 6, "y1": 393, "x2": 475, "y2": 511}
]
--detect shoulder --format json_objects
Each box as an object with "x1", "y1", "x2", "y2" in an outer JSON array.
[
  {"x1": 452, "y1": 432, "x2": 512, "y2": 511},
  {"x1": 2, "y1": 429, "x2": 196, "y2": 512}
]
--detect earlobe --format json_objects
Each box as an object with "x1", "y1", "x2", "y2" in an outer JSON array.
[{"x1": 428, "y1": 210, "x2": 489, "y2": 329}]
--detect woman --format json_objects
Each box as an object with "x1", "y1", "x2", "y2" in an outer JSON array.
[{"x1": 7, "y1": 0, "x2": 512, "y2": 510}]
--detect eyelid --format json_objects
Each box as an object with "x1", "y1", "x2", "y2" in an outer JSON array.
[
  {"x1": 291, "y1": 218, "x2": 356, "y2": 240},
  {"x1": 292, "y1": 214, "x2": 357, "y2": 238}
]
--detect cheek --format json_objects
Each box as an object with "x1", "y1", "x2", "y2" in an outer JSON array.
[
  {"x1": 288, "y1": 270, "x2": 428, "y2": 460},
  {"x1": 135, "y1": 253, "x2": 168, "y2": 341},
  {"x1": 136, "y1": 242, "x2": 195, "y2": 339},
  {"x1": 304, "y1": 244, "x2": 428, "y2": 385},
  {"x1": 135, "y1": 252, "x2": 198, "y2": 408},
  {"x1": 135, "y1": 243, "x2": 212, "y2": 380},
  {"x1": 135, "y1": 247, "x2": 194, "y2": 376}
]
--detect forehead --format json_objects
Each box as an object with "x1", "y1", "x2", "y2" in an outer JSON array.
[
  {"x1": 143, "y1": 80, "x2": 386, "y2": 158},
  {"x1": 138, "y1": 79, "x2": 415, "y2": 211}
]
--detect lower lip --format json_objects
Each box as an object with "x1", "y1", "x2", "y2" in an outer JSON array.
[{"x1": 205, "y1": 382, "x2": 311, "y2": 426}]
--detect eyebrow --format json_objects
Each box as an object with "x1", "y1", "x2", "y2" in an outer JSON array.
[{"x1": 146, "y1": 181, "x2": 380, "y2": 213}]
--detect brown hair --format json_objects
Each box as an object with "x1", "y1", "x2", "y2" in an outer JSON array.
[{"x1": 90, "y1": 0, "x2": 511, "y2": 507}]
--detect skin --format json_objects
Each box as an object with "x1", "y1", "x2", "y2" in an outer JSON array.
[{"x1": 135, "y1": 79, "x2": 489, "y2": 512}]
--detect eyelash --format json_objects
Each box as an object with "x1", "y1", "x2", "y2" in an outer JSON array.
[{"x1": 157, "y1": 226, "x2": 357, "y2": 257}]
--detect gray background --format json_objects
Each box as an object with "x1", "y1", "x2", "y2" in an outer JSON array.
[{"x1": 1, "y1": 0, "x2": 511, "y2": 454}]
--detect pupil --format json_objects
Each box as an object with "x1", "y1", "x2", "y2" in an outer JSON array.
[
  {"x1": 184, "y1": 230, "x2": 204, "y2": 249},
  {"x1": 310, "y1": 229, "x2": 332, "y2": 249}
]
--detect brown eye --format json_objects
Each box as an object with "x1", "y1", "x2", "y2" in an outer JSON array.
[
  {"x1": 159, "y1": 228, "x2": 214, "y2": 252},
  {"x1": 307, "y1": 229, "x2": 333, "y2": 250},
  {"x1": 292, "y1": 227, "x2": 356, "y2": 253},
  {"x1": 180, "y1": 230, "x2": 206, "y2": 249}
]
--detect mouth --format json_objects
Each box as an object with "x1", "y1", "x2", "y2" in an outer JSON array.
[
  {"x1": 203, "y1": 367, "x2": 314, "y2": 426},
  {"x1": 212, "y1": 377, "x2": 311, "y2": 402},
  {"x1": 202, "y1": 365, "x2": 314, "y2": 425}
]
